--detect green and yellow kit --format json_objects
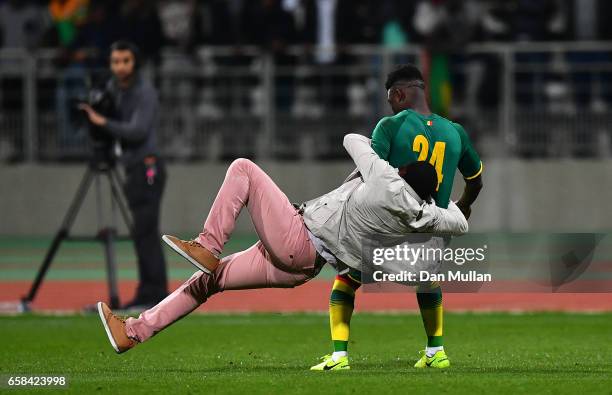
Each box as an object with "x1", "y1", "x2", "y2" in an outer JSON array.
[{"x1": 371, "y1": 109, "x2": 482, "y2": 208}]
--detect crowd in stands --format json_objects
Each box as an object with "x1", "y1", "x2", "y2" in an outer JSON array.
[
  {"x1": 0, "y1": 0, "x2": 609, "y2": 64},
  {"x1": 1, "y1": 0, "x2": 611, "y2": 160}
]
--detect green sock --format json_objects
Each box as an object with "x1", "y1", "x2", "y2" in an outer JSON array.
[
  {"x1": 333, "y1": 340, "x2": 348, "y2": 352},
  {"x1": 427, "y1": 335, "x2": 443, "y2": 347},
  {"x1": 417, "y1": 283, "x2": 444, "y2": 349}
]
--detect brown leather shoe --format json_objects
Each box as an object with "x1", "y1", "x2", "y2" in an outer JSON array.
[
  {"x1": 162, "y1": 235, "x2": 220, "y2": 274},
  {"x1": 97, "y1": 302, "x2": 136, "y2": 354}
]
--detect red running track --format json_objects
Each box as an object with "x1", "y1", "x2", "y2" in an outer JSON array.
[{"x1": 1, "y1": 280, "x2": 611, "y2": 312}]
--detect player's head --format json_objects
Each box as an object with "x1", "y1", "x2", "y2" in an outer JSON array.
[
  {"x1": 398, "y1": 161, "x2": 438, "y2": 203},
  {"x1": 109, "y1": 40, "x2": 140, "y2": 83},
  {"x1": 385, "y1": 64, "x2": 425, "y2": 114}
]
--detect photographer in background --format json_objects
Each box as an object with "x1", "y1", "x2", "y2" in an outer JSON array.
[{"x1": 80, "y1": 40, "x2": 168, "y2": 310}]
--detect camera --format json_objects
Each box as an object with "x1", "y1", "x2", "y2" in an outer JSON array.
[{"x1": 69, "y1": 71, "x2": 117, "y2": 165}]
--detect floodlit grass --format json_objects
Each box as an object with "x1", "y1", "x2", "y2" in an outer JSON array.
[{"x1": 1, "y1": 313, "x2": 611, "y2": 394}]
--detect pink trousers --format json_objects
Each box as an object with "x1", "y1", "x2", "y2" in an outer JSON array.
[{"x1": 125, "y1": 158, "x2": 318, "y2": 342}]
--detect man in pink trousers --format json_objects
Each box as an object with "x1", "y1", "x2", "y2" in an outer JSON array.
[{"x1": 97, "y1": 134, "x2": 468, "y2": 354}]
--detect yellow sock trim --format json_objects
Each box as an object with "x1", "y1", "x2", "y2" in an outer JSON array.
[{"x1": 332, "y1": 279, "x2": 355, "y2": 296}]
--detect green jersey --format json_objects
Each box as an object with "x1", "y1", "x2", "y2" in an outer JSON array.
[{"x1": 371, "y1": 109, "x2": 482, "y2": 208}]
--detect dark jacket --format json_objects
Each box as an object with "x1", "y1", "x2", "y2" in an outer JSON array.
[{"x1": 104, "y1": 75, "x2": 160, "y2": 167}]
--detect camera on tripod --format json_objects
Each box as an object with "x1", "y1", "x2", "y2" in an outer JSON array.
[
  {"x1": 23, "y1": 72, "x2": 132, "y2": 311},
  {"x1": 69, "y1": 71, "x2": 118, "y2": 166}
]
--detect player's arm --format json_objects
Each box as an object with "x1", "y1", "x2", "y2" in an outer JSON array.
[
  {"x1": 456, "y1": 175, "x2": 482, "y2": 220},
  {"x1": 342, "y1": 117, "x2": 396, "y2": 183},
  {"x1": 343, "y1": 133, "x2": 391, "y2": 182},
  {"x1": 454, "y1": 123, "x2": 484, "y2": 219}
]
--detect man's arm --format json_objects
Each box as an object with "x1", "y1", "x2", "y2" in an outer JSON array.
[
  {"x1": 79, "y1": 90, "x2": 157, "y2": 143},
  {"x1": 423, "y1": 200, "x2": 469, "y2": 235},
  {"x1": 104, "y1": 92, "x2": 157, "y2": 143},
  {"x1": 343, "y1": 133, "x2": 391, "y2": 182},
  {"x1": 342, "y1": 168, "x2": 361, "y2": 184},
  {"x1": 454, "y1": 122, "x2": 484, "y2": 219},
  {"x1": 456, "y1": 175, "x2": 483, "y2": 219},
  {"x1": 341, "y1": 117, "x2": 396, "y2": 184}
]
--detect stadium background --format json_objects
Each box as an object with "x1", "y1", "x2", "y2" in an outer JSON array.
[
  {"x1": 2, "y1": 0, "x2": 612, "y2": 310},
  {"x1": 0, "y1": 1, "x2": 611, "y2": 393}
]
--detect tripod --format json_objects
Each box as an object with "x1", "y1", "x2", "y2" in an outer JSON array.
[{"x1": 21, "y1": 155, "x2": 133, "y2": 311}]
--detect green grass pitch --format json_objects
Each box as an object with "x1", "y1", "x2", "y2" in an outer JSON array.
[{"x1": 1, "y1": 313, "x2": 611, "y2": 394}]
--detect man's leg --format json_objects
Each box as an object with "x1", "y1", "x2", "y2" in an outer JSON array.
[
  {"x1": 123, "y1": 161, "x2": 168, "y2": 306},
  {"x1": 310, "y1": 271, "x2": 360, "y2": 371},
  {"x1": 198, "y1": 158, "x2": 315, "y2": 272},
  {"x1": 97, "y1": 158, "x2": 318, "y2": 350},
  {"x1": 168, "y1": 158, "x2": 316, "y2": 275},
  {"x1": 124, "y1": 240, "x2": 314, "y2": 343},
  {"x1": 130, "y1": 198, "x2": 168, "y2": 304},
  {"x1": 329, "y1": 271, "x2": 361, "y2": 356},
  {"x1": 416, "y1": 281, "x2": 444, "y2": 351},
  {"x1": 413, "y1": 281, "x2": 449, "y2": 368}
]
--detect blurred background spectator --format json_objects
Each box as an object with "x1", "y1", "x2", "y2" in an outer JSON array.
[
  {"x1": 117, "y1": 0, "x2": 163, "y2": 65},
  {"x1": 1, "y1": 0, "x2": 612, "y2": 162},
  {"x1": 0, "y1": 0, "x2": 51, "y2": 160},
  {"x1": 0, "y1": 0, "x2": 50, "y2": 50},
  {"x1": 51, "y1": 0, "x2": 92, "y2": 152},
  {"x1": 479, "y1": 0, "x2": 568, "y2": 42},
  {"x1": 47, "y1": 0, "x2": 89, "y2": 48}
]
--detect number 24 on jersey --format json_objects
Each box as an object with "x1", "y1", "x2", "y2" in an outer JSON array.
[{"x1": 412, "y1": 134, "x2": 445, "y2": 191}]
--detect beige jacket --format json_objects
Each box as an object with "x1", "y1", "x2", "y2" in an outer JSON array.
[{"x1": 302, "y1": 133, "x2": 468, "y2": 270}]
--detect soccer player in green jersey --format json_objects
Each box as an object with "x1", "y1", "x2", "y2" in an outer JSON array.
[{"x1": 311, "y1": 65, "x2": 483, "y2": 371}]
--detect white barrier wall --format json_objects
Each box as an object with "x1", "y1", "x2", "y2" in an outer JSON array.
[{"x1": 1, "y1": 159, "x2": 612, "y2": 235}]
